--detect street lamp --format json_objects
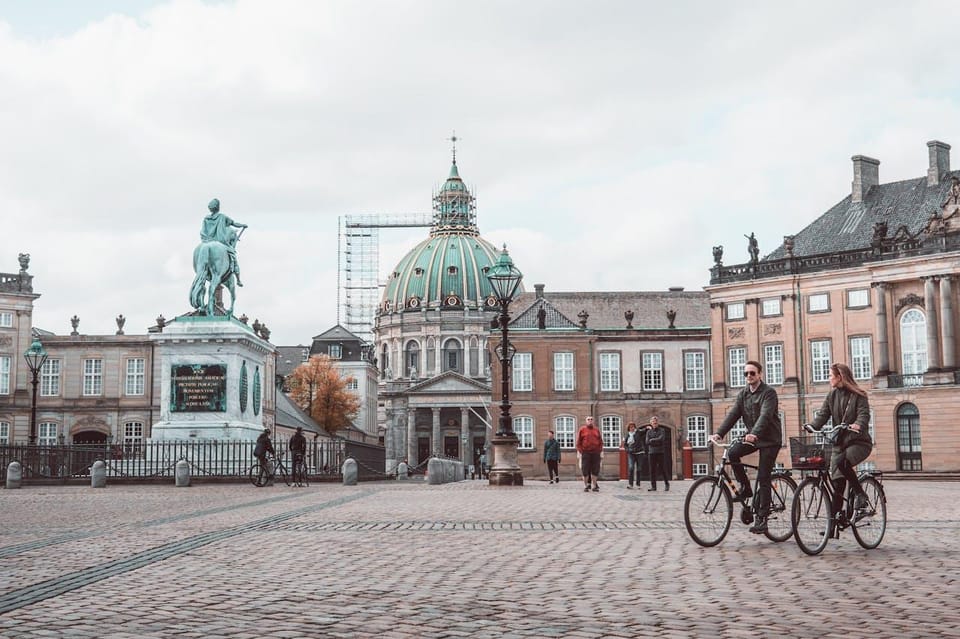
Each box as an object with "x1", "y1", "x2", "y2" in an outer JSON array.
[
  {"x1": 486, "y1": 245, "x2": 523, "y2": 486},
  {"x1": 23, "y1": 338, "x2": 48, "y2": 446}
]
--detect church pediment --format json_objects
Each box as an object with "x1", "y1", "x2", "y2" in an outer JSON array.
[{"x1": 406, "y1": 371, "x2": 491, "y2": 394}]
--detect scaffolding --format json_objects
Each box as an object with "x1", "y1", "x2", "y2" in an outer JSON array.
[{"x1": 338, "y1": 213, "x2": 434, "y2": 342}]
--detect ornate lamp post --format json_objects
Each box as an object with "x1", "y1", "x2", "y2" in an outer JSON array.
[
  {"x1": 23, "y1": 338, "x2": 48, "y2": 445},
  {"x1": 486, "y1": 245, "x2": 523, "y2": 486}
]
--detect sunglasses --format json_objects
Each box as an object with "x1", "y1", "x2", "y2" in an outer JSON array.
[{"x1": 744, "y1": 370, "x2": 759, "y2": 377}]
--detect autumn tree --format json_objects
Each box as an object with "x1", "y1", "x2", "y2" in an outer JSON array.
[{"x1": 287, "y1": 355, "x2": 361, "y2": 435}]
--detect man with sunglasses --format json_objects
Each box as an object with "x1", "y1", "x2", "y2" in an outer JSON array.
[{"x1": 710, "y1": 360, "x2": 782, "y2": 534}]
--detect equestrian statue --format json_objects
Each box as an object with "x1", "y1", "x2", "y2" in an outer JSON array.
[{"x1": 189, "y1": 198, "x2": 248, "y2": 317}]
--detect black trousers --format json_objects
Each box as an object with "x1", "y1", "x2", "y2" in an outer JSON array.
[
  {"x1": 727, "y1": 442, "x2": 778, "y2": 516},
  {"x1": 648, "y1": 452, "x2": 669, "y2": 488},
  {"x1": 546, "y1": 459, "x2": 559, "y2": 480}
]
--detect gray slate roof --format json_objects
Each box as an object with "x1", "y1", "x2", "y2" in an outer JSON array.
[
  {"x1": 510, "y1": 290, "x2": 710, "y2": 330},
  {"x1": 766, "y1": 171, "x2": 958, "y2": 260}
]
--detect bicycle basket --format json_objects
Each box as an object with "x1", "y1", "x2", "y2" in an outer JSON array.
[{"x1": 790, "y1": 436, "x2": 826, "y2": 470}]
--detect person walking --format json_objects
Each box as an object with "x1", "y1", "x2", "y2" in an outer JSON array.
[
  {"x1": 645, "y1": 417, "x2": 670, "y2": 492},
  {"x1": 622, "y1": 422, "x2": 644, "y2": 488},
  {"x1": 577, "y1": 416, "x2": 604, "y2": 492},
  {"x1": 289, "y1": 426, "x2": 307, "y2": 483},
  {"x1": 710, "y1": 360, "x2": 781, "y2": 534},
  {"x1": 543, "y1": 430, "x2": 561, "y2": 484}
]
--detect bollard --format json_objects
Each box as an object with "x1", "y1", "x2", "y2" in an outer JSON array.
[
  {"x1": 342, "y1": 458, "x2": 358, "y2": 486},
  {"x1": 427, "y1": 457, "x2": 443, "y2": 485},
  {"x1": 175, "y1": 459, "x2": 191, "y2": 487},
  {"x1": 6, "y1": 461, "x2": 22, "y2": 489},
  {"x1": 396, "y1": 462, "x2": 410, "y2": 481},
  {"x1": 90, "y1": 460, "x2": 106, "y2": 488}
]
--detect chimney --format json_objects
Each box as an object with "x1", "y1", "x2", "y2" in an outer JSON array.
[
  {"x1": 534, "y1": 283, "x2": 544, "y2": 299},
  {"x1": 927, "y1": 140, "x2": 951, "y2": 186},
  {"x1": 851, "y1": 155, "x2": 880, "y2": 203}
]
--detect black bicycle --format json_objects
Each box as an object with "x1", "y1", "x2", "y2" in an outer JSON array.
[
  {"x1": 291, "y1": 452, "x2": 309, "y2": 487},
  {"x1": 790, "y1": 423, "x2": 887, "y2": 555},
  {"x1": 249, "y1": 451, "x2": 291, "y2": 487},
  {"x1": 684, "y1": 437, "x2": 797, "y2": 547}
]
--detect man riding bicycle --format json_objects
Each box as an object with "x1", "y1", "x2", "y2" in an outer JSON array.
[
  {"x1": 254, "y1": 428, "x2": 275, "y2": 485},
  {"x1": 710, "y1": 360, "x2": 781, "y2": 535}
]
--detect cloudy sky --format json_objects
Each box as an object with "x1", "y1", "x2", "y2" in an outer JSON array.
[{"x1": 3, "y1": 0, "x2": 960, "y2": 346}]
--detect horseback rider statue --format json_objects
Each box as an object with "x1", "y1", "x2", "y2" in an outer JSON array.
[{"x1": 190, "y1": 198, "x2": 248, "y2": 317}]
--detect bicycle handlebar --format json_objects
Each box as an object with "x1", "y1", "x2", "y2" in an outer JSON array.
[{"x1": 803, "y1": 423, "x2": 851, "y2": 435}]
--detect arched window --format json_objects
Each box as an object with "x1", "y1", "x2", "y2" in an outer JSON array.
[
  {"x1": 443, "y1": 338, "x2": 463, "y2": 374},
  {"x1": 900, "y1": 308, "x2": 927, "y2": 377},
  {"x1": 896, "y1": 402, "x2": 922, "y2": 471},
  {"x1": 405, "y1": 340, "x2": 420, "y2": 379}
]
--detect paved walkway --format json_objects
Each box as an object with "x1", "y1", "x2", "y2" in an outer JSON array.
[{"x1": 1, "y1": 478, "x2": 958, "y2": 638}]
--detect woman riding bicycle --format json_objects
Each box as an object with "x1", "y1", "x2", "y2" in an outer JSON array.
[{"x1": 806, "y1": 362, "x2": 872, "y2": 515}]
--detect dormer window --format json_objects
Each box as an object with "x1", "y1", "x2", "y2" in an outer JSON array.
[
  {"x1": 300, "y1": 348, "x2": 309, "y2": 362},
  {"x1": 447, "y1": 266, "x2": 458, "y2": 275},
  {"x1": 329, "y1": 344, "x2": 342, "y2": 359},
  {"x1": 414, "y1": 267, "x2": 424, "y2": 276}
]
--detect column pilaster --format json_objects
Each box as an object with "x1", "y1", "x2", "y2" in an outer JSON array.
[
  {"x1": 924, "y1": 276, "x2": 942, "y2": 371},
  {"x1": 940, "y1": 275, "x2": 956, "y2": 371},
  {"x1": 872, "y1": 282, "x2": 890, "y2": 375}
]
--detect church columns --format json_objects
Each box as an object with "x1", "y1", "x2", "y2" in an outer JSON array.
[
  {"x1": 873, "y1": 282, "x2": 890, "y2": 375},
  {"x1": 460, "y1": 407, "x2": 470, "y2": 464},
  {"x1": 923, "y1": 276, "x2": 942, "y2": 371},
  {"x1": 432, "y1": 408, "x2": 441, "y2": 456},
  {"x1": 407, "y1": 407, "x2": 416, "y2": 465},
  {"x1": 940, "y1": 275, "x2": 956, "y2": 371}
]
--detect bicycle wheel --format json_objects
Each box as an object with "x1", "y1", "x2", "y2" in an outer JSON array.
[
  {"x1": 249, "y1": 462, "x2": 267, "y2": 487},
  {"x1": 764, "y1": 474, "x2": 797, "y2": 543},
  {"x1": 792, "y1": 477, "x2": 832, "y2": 555},
  {"x1": 852, "y1": 476, "x2": 887, "y2": 549},
  {"x1": 684, "y1": 476, "x2": 733, "y2": 547},
  {"x1": 277, "y1": 463, "x2": 291, "y2": 487},
  {"x1": 297, "y1": 462, "x2": 309, "y2": 487}
]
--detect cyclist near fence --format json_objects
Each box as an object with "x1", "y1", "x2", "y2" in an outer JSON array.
[
  {"x1": 710, "y1": 360, "x2": 781, "y2": 535},
  {"x1": 254, "y1": 428, "x2": 275, "y2": 485},
  {"x1": 805, "y1": 362, "x2": 872, "y2": 518},
  {"x1": 289, "y1": 426, "x2": 307, "y2": 485}
]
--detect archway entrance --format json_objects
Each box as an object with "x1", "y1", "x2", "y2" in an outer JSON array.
[{"x1": 896, "y1": 403, "x2": 922, "y2": 471}]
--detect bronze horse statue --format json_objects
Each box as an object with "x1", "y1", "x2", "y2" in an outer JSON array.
[{"x1": 190, "y1": 239, "x2": 237, "y2": 317}]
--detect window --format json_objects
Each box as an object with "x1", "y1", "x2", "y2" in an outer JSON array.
[
  {"x1": 726, "y1": 302, "x2": 745, "y2": 320},
  {"x1": 329, "y1": 344, "x2": 342, "y2": 359},
  {"x1": 896, "y1": 403, "x2": 922, "y2": 471},
  {"x1": 730, "y1": 418, "x2": 747, "y2": 441},
  {"x1": 404, "y1": 340, "x2": 419, "y2": 378},
  {"x1": 687, "y1": 415, "x2": 707, "y2": 448},
  {"x1": 599, "y1": 352, "x2": 621, "y2": 391},
  {"x1": 346, "y1": 378, "x2": 359, "y2": 391},
  {"x1": 763, "y1": 344, "x2": 784, "y2": 385},
  {"x1": 810, "y1": 340, "x2": 831, "y2": 383},
  {"x1": 83, "y1": 359, "x2": 103, "y2": 396},
  {"x1": 300, "y1": 348, "x2": 309, "y2": 362},
  {"x1": 0, "y1": 421, "x2": 9, "y2": 444},
  {"x1": 684, "y1": 351, "x2": 706, "y2": 391},
  {"x1": 40, "y1": 359, "x2": 60, "y2": 396},
  {"x1": 0, "y1": 356, "x2": 9, "y2": 395},
  {"x1": 513, "y1": 353, "x2": 532, "y2": 391},
  {"x1": 554, "y1": 352, "x2": 574, "y2": 391},
  {"x1": 443, "y1": 339, "x2": 463, "y2": 373},
  {"x1": 900, "y1": 309, "x2": 927, "y2": 375},
  {"x1": 554, "y1": 416, "x2": 576, "y2": 448},
  {"x1": 513, "y1": 416, "x2": 534, "y2": 450},
  {"x1": 123, "y1": 422, "x2": 144, "y2": 457},
  {"x1": 850, "y1": 336, "x2": 872, "y2": 380},
  {"x1": 847, "y1": 289, "x2": 870, "y2": 308},
  {"x1": 600, "y1": 416, "x2": 621, "y2": 448},
  {"x1": 641, "y1": 352, "x2": 663, "y2": 391},
  {"x1": 0, "y1": 311, "x2": 12, "y2": 327},
  {"x1": 38, "y1": 422, "x2": 57, "y2": 446},
  {"x1": 728, "y1": 347, "x2": 746, "y2": 388},
  {"x1": 761, "y1": 298, "x2": 782, "y2": 317},
  {"x1": 808, "y1": 293, "x2": 829, "y2": 312},
  {"x1": 692, "y1": 463, "x2": 708, "y2": 477},
  {"x1": 125, "y1": 358, "x2": 145, "y2": 395}
]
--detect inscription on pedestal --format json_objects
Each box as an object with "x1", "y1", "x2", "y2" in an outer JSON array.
[{"x1": 171, "y1": 364, "x2": 227, "y2": 412}]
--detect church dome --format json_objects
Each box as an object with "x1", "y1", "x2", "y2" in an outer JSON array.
[{"x1": 379, "y1": 159, "x2": 520, "y2": 314}]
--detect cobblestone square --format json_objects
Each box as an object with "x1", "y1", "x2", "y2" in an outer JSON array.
[{"x1": 1, "y1": 479, "x2": 958, "y2": 638}]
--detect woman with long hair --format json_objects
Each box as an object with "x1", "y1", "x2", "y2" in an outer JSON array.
[{"x1": 807, "y1": 363, "x2": 873, "y2": 514}]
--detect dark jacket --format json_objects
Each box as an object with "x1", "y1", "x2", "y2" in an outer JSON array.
[
  {"x1": 717, "y1": 381, "x2": 782, "y2": 448},
  {"x1": 543, "y1": 437, "x2": 561, "y2": 462},
  {"x1": 645, "y1": 426, "x2": 667, "y2": 454},
  {"x1": 623, "y1": 429, "x2": 645, "y2": 455},
  {"x1": 576, "y1": 425, "x2": 604, "y2": 453},
  {"x1": 289, "y1": 432, "x2": 307, "y2": 455},
  {"x1": 810, "y1": 387, "x2": 872, "y2": 448},
  {"x1": 254, "y1": 432, "x2": 274, "y2": 458}
]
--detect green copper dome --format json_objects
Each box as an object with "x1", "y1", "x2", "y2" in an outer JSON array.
[{"x1": 380, "y1": 160, "x2": 521, "y2": 313}]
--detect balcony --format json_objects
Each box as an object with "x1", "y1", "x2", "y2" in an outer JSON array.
[{"x1": 886, "y1": 373, "x2": 924, "y2": 388}]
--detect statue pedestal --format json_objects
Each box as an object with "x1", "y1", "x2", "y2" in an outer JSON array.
[
  {"x1": 488, "y1": 434, "x2": 523, "y2": 486},
  {"x1": 150, "y1": 315, "x2": 275, "y2": 441}
]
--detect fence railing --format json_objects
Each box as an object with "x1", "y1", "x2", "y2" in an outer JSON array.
[{"x1": 0, "y1": 438, "x2": 385, "y2": 484}]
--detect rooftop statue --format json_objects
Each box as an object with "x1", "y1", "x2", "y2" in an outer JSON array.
[{"x1": 190, "y1": 198, "x2": 248, "y2": 317}]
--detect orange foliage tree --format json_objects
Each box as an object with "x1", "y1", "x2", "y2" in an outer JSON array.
[{"x1": 287, "y1": 355, "x2": 361, "y2": 435}]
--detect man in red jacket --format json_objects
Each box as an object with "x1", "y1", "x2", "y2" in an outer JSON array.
[{"x1": 577, "y1": 416, "x2": 604, "y2": 492}]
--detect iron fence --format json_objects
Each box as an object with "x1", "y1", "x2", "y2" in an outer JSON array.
[{"x1": 0, "y1": 438, "x2": 384, "y2": 484}]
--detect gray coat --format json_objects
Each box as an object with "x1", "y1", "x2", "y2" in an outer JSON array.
[{"x1": 716, "y1": 382, "x2": 782, "y2": 448}]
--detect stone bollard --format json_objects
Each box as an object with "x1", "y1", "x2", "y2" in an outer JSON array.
[
  {"x1": 6, "y1": 461, "x2": 22, "y2": 489},
  {"x1": 396, "y1": 462, "x2": 410, "y2": 480},
  {"x1": 342, "y1": 458, "x2": 358, "y2": 486},
  {"x1": 90, "y1": 460, "x2": 106, "y2": 488},
  {"x1": 175, "y1": 460, "x2": 191, "y2": 487},
  {"x1": 427, "y1": 457, "x2": 443, "y2": 485}
]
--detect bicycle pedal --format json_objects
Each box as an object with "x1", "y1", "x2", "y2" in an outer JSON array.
[{"x1": 740, "y1": 507, "x2": 754, "y2": 526}]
